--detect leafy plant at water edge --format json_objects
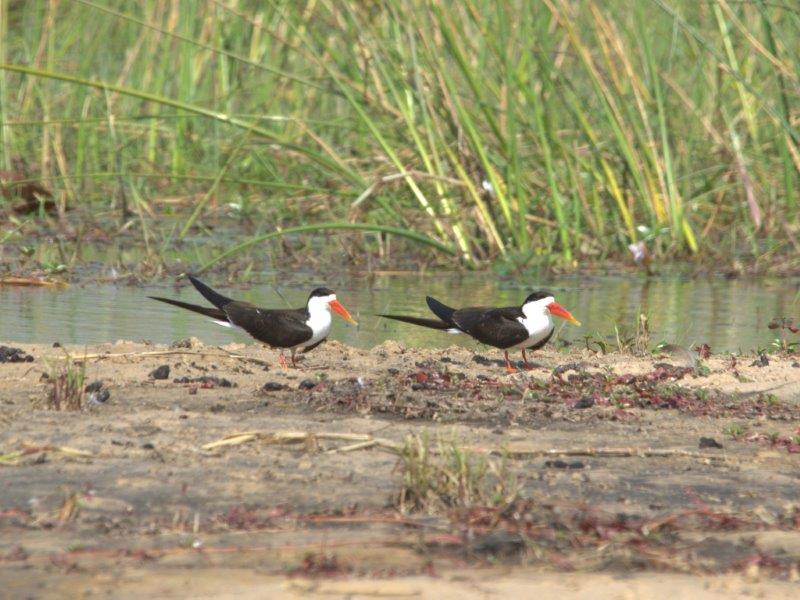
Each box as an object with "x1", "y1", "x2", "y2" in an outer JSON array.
[{"x1": 0, "y1": 1, "x2": 798, "y2": 267}]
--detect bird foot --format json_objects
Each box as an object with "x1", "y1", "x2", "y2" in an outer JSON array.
[{"x1": 505, "y1": 365, "x2": 518, "y2": 374}]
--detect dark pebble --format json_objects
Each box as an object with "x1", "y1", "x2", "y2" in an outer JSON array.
[
  {"x1": 573, "y1": 397, "x2": 595, "y2": 409},
  {"x1": 261, "y1": 382, "x2": 284, "y2": 392},
  {"x1": 470, "y1": 532, "x2": 526, "y2": 557},
  {"x1": 440, "y1": 357, "x2": 453, "y2": 364},
  {"x1": 544, "y1": 460, "x2": 585, "y2": 469},
  {"x1": 0, "y1": 346, "x2": 34, "y2": 363},
  {"x1": 653, "y1": 362, "x2": 676, "y2": 370},
  {"x1": 52, "y1": 342, "x2": 61, "y2": 348},
  {"x1": 750, "y1": 354, "x2": 769, "y2": 367},
  {"x1": 150, "y1": 365, "x2": 170, "y2": 380},
  {"x1": 173, "y1": 375, "x2": 235, "y2": 388},
  {"x1": 141, "y1": 443, "x2": 155, "y2": 450},
  {"x1": 209, "y1": 404, "x2": 225, "y2": 413},
  {"x1": 552, "y1": 362, "x2": 588, "y2": 377},
  {"x1": 298, "y1": 379, "x2": 317, "y2": 390},
  {"x1": 410, "y1": 383, "x2": 425, "y2": 391},
  {"x1": 699, "y1": 436, "x2": 724, "y2": 449},
  {"x1": 472, "y1": 355, "x2": 492, "y2": 366},
  {"x1": 387, "y1": 367, "x2": 400, "y2": 375},
  {"x1": 792, "y1": 362, "x2": 800, "y2": 368},
  {"x1": 85, "y1": 381, "x2": 110, "y2": 403}
]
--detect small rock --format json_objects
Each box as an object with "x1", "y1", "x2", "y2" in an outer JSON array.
[
  {"x1": 472, "y1": 355, "x2": 493, "y2": 366},
  {"x1": 0, "y1": 346, "x2": 33, "y2": 363},
  {"x1": 792, "y1": 362, "x2": 800, "y2": 368},
  {"x1": 52, "y1": 342, "x2": 61, "y2": 348},
  {"x1": 750, "y1": 353, "x2": 769, "y2": 367},
  {"x1": 544, "y1": 460, "x2": 585, "y2": 469},
  {"x1": 387, "y1": 367, "x2": 400, "y2": 376},
  {"x1": 85, "y1": 381, "x2": 110, "y2": 403},
  {"x1": 469, "y1": 531, "x2": 526, "y2": 556},
  {"x1": 150, "y1": 365, "x2": 170, "y2": 380},
  {"x1": 573, "y1": 397, "x2": 595, "y2": 409},
  {"x1": 699, "y1": 436, "x2": 724, "y2": 449},
  {"x1": 298, "y1": 379, "x2": 317, "y2": 390},
  {"x1": 260, "y1": 382, "x2": 284, "y2": 392},
  {"x1": 141, "y1": 442, "x2": 155, "y2": 450},
  {"x1": 173, "y1": 375, "x2": 235, "y2": 388},
  {"x1": 209, "y1": 404, "x2": 225, "y2": 413},
  {"x1": 171, "y1": 337, "x2": 203, "y2": 349}
]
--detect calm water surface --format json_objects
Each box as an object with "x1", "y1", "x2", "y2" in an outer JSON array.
[{"x1": 1, "y1": 274, "x2": 798, "y2": 354}]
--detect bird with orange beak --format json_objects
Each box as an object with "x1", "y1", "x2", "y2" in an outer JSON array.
[
  {"x1": 380, "y1": 290, "x2": 580, "y2": 373},
  {"x1": 150, "y1": 276, "x2": 357, "y2": 368}
]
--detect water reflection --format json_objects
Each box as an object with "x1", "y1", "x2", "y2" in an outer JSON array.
[{"x1": 0, "y1": 274, "x2": 797, "y2": 353}]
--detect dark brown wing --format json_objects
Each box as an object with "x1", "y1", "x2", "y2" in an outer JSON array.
[
  {"x1": 452, "y1": 307, "x2": 529, "y2": 349},
  {"x1": 223, "y1": 302, "x2": 313, "y2": 348}
]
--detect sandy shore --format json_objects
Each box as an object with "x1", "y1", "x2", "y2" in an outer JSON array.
[{"x1": 1, "y1": 339, "x2": 799, "y2": 597}]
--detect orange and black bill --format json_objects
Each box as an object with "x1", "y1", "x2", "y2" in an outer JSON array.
[
  {"x1": 547, "y1": 302, "x2": 581, "y2": 326},
  {"x1": 330, "y1": 299, "x2": 358, "y2": 325}
]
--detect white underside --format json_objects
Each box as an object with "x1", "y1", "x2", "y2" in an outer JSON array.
[
  {"x1": 508, "y1": 321, "x2": 554, "y2": 349},
  {"x1": 297, "y1": 309, "x2": 331, "y2": 349},
  {"x1": 508, "y1": 307, "x2": 554, "y2": 350}
]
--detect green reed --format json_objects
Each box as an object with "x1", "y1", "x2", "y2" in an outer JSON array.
[{"x1": 0, "y1": 1, "x2": 797, "y2": 268}]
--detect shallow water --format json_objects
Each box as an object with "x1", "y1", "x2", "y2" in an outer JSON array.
[{"x1": 0, "y1": 273, "x2": 798, "y2": 354}]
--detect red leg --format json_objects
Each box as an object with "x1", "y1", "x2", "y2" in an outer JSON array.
[
  {"x1": 290, "y1": 349, "x2": 298, "y2": 368},
  {"x1": 522, "y1": 349, "x2": 532, "y2": 370},
  {"x1": 278, "y1": 352, "x2": 288, "y2": 369},
  {"x1": 504, "y1": 351, "x2": 517, "y2": 374}
]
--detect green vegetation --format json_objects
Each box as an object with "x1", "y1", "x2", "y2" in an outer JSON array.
[
  {"x1": 395, "y1": 432, "x2": 517, "y2": 512},
  {"x1": 1, "y1": 1, "x2": 798, "y2": 269},
  {"x1": 45, "y1": 355, "x2": 86, "y2": 411}
]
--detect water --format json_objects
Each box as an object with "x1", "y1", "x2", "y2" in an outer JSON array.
[{"x1": 0, "y1": 273, "x2": 798, "y2": 354}]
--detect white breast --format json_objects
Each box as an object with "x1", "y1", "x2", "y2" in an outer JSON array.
[
  {"x1": 299, "y1": 309, "x2": 331, "y2": 348},
  {"x1": 510, "y1": 312, "x2": 554, "y2": 349}
]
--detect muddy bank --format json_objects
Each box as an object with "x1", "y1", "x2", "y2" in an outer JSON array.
[{"x1": 1, "y1": 340, "x2": 799, "y2": 597}]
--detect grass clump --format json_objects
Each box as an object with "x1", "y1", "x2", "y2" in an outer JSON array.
[
  {"x1": 394, "y1": 432, "x2": 517, "y2": 513},
  {"x1": 45, "y1": 356, "x2": 86, "y2": 411}
]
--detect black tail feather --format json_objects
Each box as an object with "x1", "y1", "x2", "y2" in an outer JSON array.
[
  {"x1": 425, "y1": 296, "x2": 456, "y2": 325},
  {"x1": 148, "y1": 296, "x2": 227, "y2": 321},
  {"x1": 187, "y1": 275, "x2": 233, "y2": 311},
  {"x1": 378, "y1": 314, "x2": 452, "y2": 331}
]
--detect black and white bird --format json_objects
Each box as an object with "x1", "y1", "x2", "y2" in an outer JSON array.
[
  {"x1": 380, "y1": 291, "x2": 580, "y2": 373},
  {"x1": 149, "y1": 276, "x2": 357, "y2": 368}
]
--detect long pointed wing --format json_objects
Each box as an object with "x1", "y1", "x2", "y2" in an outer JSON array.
[
  {"x1": 453, "y1": 307, "x2": 529, "y2": 349},
  {"x1": 224, "y1": 303, "x2": 313, "y2": 348},
  {"x1": 148, "y1": 296, "x2": 227, "y2": 321}
]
